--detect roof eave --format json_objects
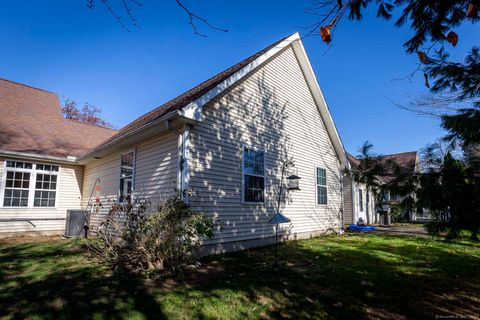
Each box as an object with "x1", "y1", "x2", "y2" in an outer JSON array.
[
  {"x1": 77, "y1": 111, "x2": 195, "y2": 164},
  {"x1": 0, "y1": 150, "x2": 78, "y2": 164}
]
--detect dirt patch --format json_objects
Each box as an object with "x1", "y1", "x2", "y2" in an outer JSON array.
[{"x1": 374, "y1": 226, "x2": 429, "y2": 237}]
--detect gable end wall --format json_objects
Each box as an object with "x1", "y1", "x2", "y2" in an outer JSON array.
[{"x1": 189, "y1": 46, "x2": 343, "y2": 250}]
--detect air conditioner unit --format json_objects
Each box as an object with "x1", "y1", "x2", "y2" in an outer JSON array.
[{"x1": 65, "y1": 210, "x2": 90, "y2": 238}]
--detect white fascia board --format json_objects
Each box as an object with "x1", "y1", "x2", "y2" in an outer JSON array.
[
  {"x1": 0, "y1": 150, "x2": 77, "y2": 164},
  {"x1": 290, "y1": 39, "x2": 348, "y2": 168},
  {"x1": 182, "y1": 33, "x2": 302, "y2": 121}
]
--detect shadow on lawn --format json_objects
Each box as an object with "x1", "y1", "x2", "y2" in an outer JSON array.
[
  {"x1": 173, "y1": 234, "x2": 480, "y2": 319},
  {"x1": 0, "y1": 235, "x2": 479, "y2": 320},
  {"x1": 0, "y1": 241, "x2": 167, "y2": 320}
]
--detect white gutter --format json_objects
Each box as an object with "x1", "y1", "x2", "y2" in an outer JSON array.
[{"x1": 0, "y1": 150, "x2": 78, "y2": 164}]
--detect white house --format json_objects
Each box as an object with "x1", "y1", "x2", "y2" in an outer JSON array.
[
  {"x1": 0, "y1": 33, "x2": 350, "y2": 253},
  {"x1": 343, "y1": 151, "x2": 420, "y2": 226}
]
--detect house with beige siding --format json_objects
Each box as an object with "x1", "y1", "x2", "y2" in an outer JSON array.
[
  {"x1": 0, "y1": 78, "x2": 116, "y2": 237},
  {"x1": 0, "y1": 33, "x2": 350, "y2": 252}
]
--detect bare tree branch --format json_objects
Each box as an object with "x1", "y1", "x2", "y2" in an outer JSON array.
[
  {"x1": 175, "y1": 0, "x2": 228, "y2": 37},
  {"x1": 389, "y1": 92, "x2": 480, "y2": 118},
  {"x1": 87, "y1": 0, "x2": 227, "y2": 36},
  {"x1": 87, "y1": 0, "x2": 143, "y2": 32},
  {"x1": 122, "y1": 0, "x2": 143, "y2": 29}
]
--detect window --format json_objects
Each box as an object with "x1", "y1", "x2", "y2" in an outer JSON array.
[
  {"x1": 243, "y1": 147, "x2": 265, "y2": 203},
  {"x1": 359, "y1": 189, "x2": 364, "y2": 212},
  {"x1": 2, "y1": 160, "x2": 58, "y2": 207},
  {"x1": 4, "y1": 170, "x2": 30, "y2": 207},
  {"x1": 34, "y1": 173, "x2": 57, "y2": 207},
  {"x1": 119, "y1": 151, "x2": 134, "y2": 203},
  {"x1": 316, "y1": 167, "x2": 327, "y2": 205}
]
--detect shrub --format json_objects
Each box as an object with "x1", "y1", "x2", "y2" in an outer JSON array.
[{"x1": 90, "y1": 195, "x2": 213, "y2": 276}]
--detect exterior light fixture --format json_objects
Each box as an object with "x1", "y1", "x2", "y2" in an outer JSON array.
[{"x1": 287, "y1": 174, "x2": 301, "y2": 191}]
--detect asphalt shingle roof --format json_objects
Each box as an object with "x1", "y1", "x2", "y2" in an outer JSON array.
[
  {"x1": 98, "y1": 35, "x2": 290, "y2": 148},
  {"x1": 0, "y1": 78, "x2": 117, "y2": 159}
]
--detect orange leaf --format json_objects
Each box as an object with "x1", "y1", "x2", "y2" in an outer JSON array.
[
  {"x1": 320, "y1": 26, "x2": 332, "y2": 44},
  {"x1": 467, "y1": 3, "x2": 477, "y2": 18},
  {"x1": 447, "y1": 31, "x2": 458, "y2": 47},
  {"x1": 417, "y1": 51, "x2": 427, "y2": 64}
]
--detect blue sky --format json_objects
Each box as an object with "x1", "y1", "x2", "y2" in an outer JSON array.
[{"x1": 0, "y1": 1, "x2": 477, "y2": 155}]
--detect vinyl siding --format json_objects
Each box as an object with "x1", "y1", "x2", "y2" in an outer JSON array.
[
  {"x1": 343, "y1": 175, "x2": 354, "y2": 225},
  {"x1": 0, "y1": 157, "x2": 83, "y2": 236},
  {"x1": 82, "y1": 132, "x2": 179, "y2": 230},
  {"x1": 189, "y1": 46, "x2": 343, "y2": 245}
]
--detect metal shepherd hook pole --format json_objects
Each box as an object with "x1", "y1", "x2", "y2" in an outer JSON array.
[{"x1": 269, "y1": 160, "x2": 300, "y2": 267}]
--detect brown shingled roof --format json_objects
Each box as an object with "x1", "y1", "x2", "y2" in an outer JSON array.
[
  {"x1": 347, "y1": 151, "x2": 418, "y2": 183},
  {"x1": 98, "y1": 35, "x2": 290, "y2": 147},
  {"x1": 0, "y1": 78, "x2": 117, "y2": 159}
]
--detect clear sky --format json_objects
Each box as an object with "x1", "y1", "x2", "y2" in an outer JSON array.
[{"x1": 0, "y1": 1, "x2": 477, "y2": 155}]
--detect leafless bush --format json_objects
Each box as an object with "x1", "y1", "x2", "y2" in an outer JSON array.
[{"x1": 88, "y1": 194, "x2": 213, "y2": 276}]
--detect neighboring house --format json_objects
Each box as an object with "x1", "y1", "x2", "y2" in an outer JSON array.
[
  {"x1": 0, "y1": 33, "x2": 348, "y2": 253},
  {"x1": 344, "y1": 151, "x2": 420, "y2": 225},
  {"x1": 0, "y1": 78, "x2": 117, "y2": 236},
  {"x1": 343, "y1": 154, "x2": 377, "y2": 226}
]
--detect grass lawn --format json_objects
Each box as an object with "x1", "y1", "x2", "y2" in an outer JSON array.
[{"x1": 1, "y1": 234, "x2": 479, "y2": 320}]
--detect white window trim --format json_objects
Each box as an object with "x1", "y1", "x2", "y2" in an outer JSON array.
[
  {"x1": 0, "y1": 160, "x2": 60, "y2": 209},
  {"x1": 241, "y1": 144, "x2": 266, "y2": 205},
  {"x1": 315, "y1": 166, "x2": 328, "y2": 206},
  {"x1": 118, "y1": 149, "x2": 136, "y2": 203}
]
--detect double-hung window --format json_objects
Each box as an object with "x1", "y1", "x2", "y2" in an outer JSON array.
[
  {"x1": 119, "y1": 151, "x2": 134, "y2": 203},
  {"x1": 34, "y1": 165, "x2": 58, "y2": 207},
  {"x1": 316, "y1": 167, "x2": 327, "y2": 205},
  {"x1": 2, "y1": 160, "x2": 59, "y2": 208},
  {"x1": 243, "y1": 146, "x2": 265, "y2": 203}
]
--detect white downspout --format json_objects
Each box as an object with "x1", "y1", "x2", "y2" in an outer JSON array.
[
  {"x1": 181, "y1": 124, "x2": 191, "y2": 204},
  {"x1": 167, "y1": 121, "x2": 190, "y2": 203}
]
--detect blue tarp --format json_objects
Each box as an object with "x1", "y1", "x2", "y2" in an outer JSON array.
[{"x1": 348, "y1": 224, "x2": 376, "y2": 232}]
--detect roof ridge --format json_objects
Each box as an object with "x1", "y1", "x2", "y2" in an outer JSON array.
[
  {"x1": 65, "y1": 118, "x2": 118, "y2": 131},
  {"x1": 0, "y1": 77, "x2": 56, "y2": 95},
  {"x1": 380, "y1": 151, "x2": 417, "y2": 157}
]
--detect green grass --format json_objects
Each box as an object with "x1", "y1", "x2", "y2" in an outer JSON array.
[{"x1": 1, "y1": 234, "x2": 479, "y2": 320}]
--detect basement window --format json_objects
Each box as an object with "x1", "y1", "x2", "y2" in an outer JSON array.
[{"x1": 243, "y1": 146, "x2": 265, "y2": 203}]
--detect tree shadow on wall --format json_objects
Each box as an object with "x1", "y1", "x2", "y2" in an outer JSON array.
[{"x1": 188, "y1": 71, "x2": 294, "y2": 244}]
